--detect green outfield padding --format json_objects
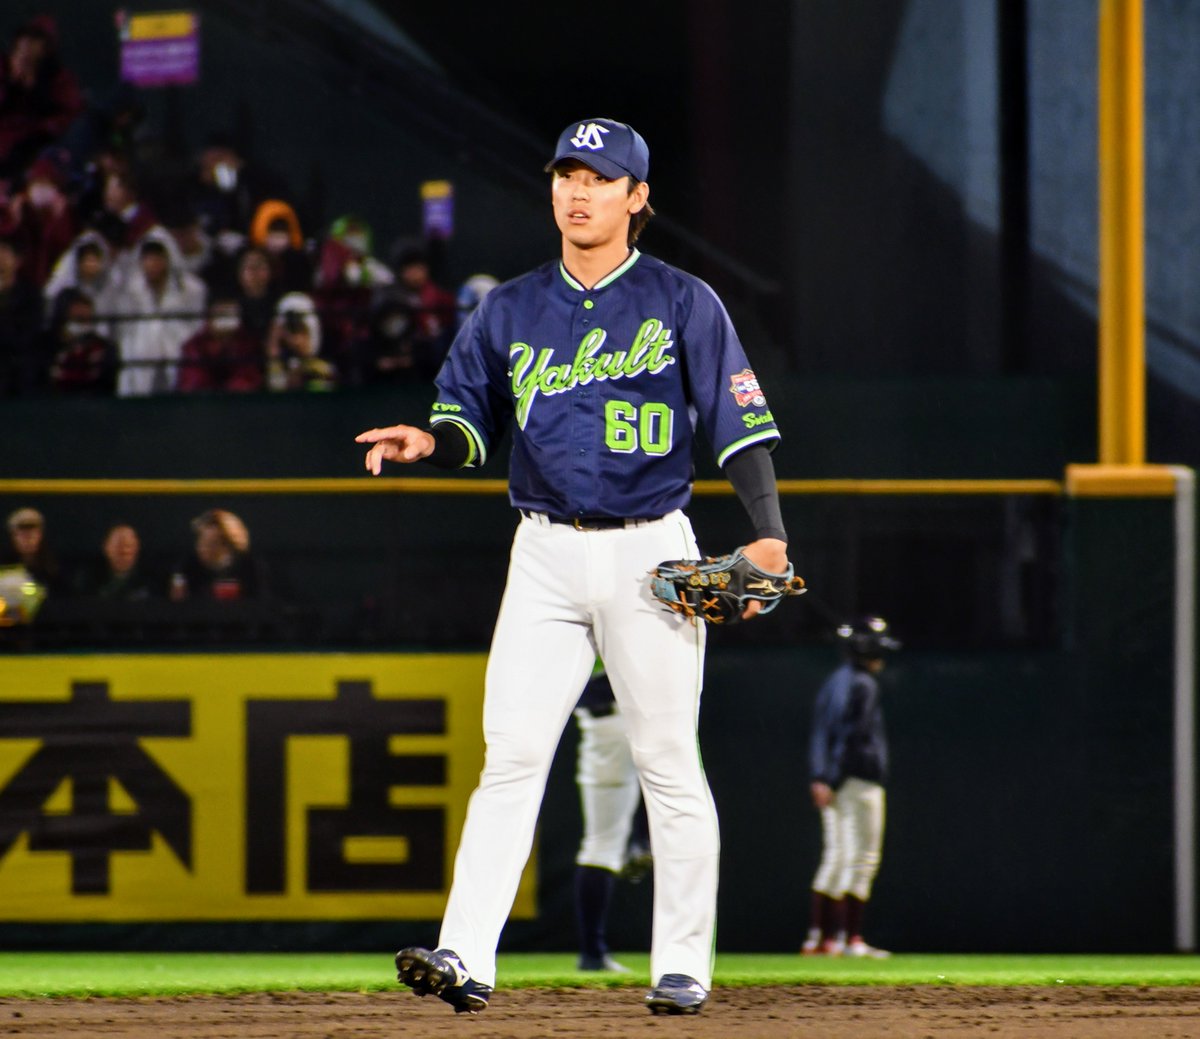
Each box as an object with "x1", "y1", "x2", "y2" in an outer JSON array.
[{"x1": 1, "y1": 953, "x2": 1199, "y2": 997}]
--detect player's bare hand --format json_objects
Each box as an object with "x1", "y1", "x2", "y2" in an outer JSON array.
[
  {"x1": 739, "y1": 537, "x2": 789, "y2": 620},
  {"x1": 355, "y1": 424, "x2": 435, "y2": 474},
  {"x1": 811, "y1": 781, "x2": 833, "y2": 809}
]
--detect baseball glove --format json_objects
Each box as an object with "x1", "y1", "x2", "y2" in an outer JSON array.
[{"x1": 649, "y1": 548, "x2": 806, "y2": 625}]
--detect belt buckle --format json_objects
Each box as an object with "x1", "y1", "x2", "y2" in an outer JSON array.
[{"x1": 573, "y1": 516, "x2": 598, "y2": 531}]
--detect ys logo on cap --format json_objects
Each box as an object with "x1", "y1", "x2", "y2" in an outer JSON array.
[{"x1": 570, "y1": 123, "x2": 610, "y2": 151}]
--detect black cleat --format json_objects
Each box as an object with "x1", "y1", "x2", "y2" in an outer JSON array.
[
  {"x1": 395, "y1": 946, "x2": 492, "y2": 1014},
  {"x1": 645, "y1": 973, "x2": 708, "y2": 1015}
]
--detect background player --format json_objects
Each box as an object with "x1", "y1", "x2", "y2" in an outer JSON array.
[
  {"x1": 802, "y1": 615, "x2": 901, "y2": 958},
  {"x1": 573, "y1": 663, "x2": 651, "y2": 973},
  {"x1": 356, "y1": 117, "x2": 790, "y2": 1016}
]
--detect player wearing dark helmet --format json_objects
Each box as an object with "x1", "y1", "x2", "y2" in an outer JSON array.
[{"x1": 802, "y1": 616, "x2": 901, "y2": 958}]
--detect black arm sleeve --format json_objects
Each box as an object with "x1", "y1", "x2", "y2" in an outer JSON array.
[
  {"x1": 423, "y1": 422, "x2": 472, "y2": 469},
  {"x1": 722, "y1": 444, "x2": 788, "y2": 543}
]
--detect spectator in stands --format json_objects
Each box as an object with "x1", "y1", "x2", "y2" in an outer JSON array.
[
  {"x1": 161, "y1": 202, "x2": 220, "y2": 287},
  {"x1": 314, "y1": 214, "x2": 390, "y2": 377},
  {"x1": 177, "y1": 295, "x2": 263, "y2": 393},
  {"x1": 361, "y1": 294, "x2": 421, "y2": 384},
  {"x1": 0, "y1": 506, "x2": 63, "y2": 594},
  {"x1": 59, "y1": 80, "x2": 145, "y2": 192},
  {"x1": 249, "y1": 199, "x2": 313, "y2": 293},
  {"x1": 72, "y1": 145, "x2": 136, "y2": 241},
  {"x1": 374, "y1": 239, "x2": 455, "y2": 367},
  {"x1": 455, "y1": 272, "x2": 499, "y2": 330},
  {"x1": 94, "y1": 167, "x2": 157, "y2": 275},
  {"x1": 42, "y1": 229, "x2": 121, "y2": 325},
  {"x1": 0, "y1": 16, "x2": 84, "y2": 182},
  {"x1": 7, "y1": 148, "x2": 76, "y2": 288},
  {"x1": 316, "y1": 214, "x2": 392, "y2": 291},
  {"x1": 192, "y1": 137, "x2": 255, "y2": 251},
  {"x1": 266, "y1": 291, "x2": 336, "y2": 392},
  {"x1": 113, "y1": 227, "x2": 207, "y2": 396},
  {"x1": 233, "y1": 244, "x2": 280, "y2": 351},
  {"x1": 73, "y1": 521, "x2": 154, "y2": 601},
  {"x1": 42, "y1": 287, "x2": 117, "y2": 394},
  {"x1": 0, "y1": 233, "x2": 40, "y2": 395},
  {"x1": 168, "y1": 508, "x2": 265, "y2": 601}
]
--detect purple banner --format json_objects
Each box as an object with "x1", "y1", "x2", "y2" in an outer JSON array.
[
  {"x1": 422, "y1": 196, "x2": 454, "y2": 240},
  {"x1": 120, "y1": 35, "x2": 198, "y2": 87}
]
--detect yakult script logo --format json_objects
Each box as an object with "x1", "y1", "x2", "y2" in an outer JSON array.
[
  {"x1": 510, "y1": 320, "x2": 676, "y2": 428},
  {"x1": 570, "y1": 123, "x2": 610, "y2": 151}
]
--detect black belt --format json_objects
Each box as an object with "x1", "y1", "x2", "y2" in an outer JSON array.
[{"x1": 522, "y1": 510, "x2": 631, "y2": 531}]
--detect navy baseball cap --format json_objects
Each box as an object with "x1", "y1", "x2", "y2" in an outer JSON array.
[{"x1": 545, "y1": 118, "x2": 650, "y2": 182}]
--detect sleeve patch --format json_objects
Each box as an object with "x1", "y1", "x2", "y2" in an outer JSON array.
[{"x1": 729, "y1": 368, "x2": 766, "y2": 408}]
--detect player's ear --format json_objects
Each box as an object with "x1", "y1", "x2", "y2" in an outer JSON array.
[{"x1": 627, "y1": 180, "x2": 649, "y2": 215}]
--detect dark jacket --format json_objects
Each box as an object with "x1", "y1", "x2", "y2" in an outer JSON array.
[{"x1": 808, "y1": 661, "x2": 889, "y2": 788}]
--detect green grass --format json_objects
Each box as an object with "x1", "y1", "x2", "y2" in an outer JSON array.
[{"x1": 1, "y1": 952, "x2": 1199, "y2": 998}]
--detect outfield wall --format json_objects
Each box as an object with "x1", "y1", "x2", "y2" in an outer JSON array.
[{"x1": 0, "y1": 485, "x2": 1185, "y2": 954}]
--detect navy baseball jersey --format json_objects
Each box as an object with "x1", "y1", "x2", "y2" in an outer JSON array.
[
  {"x1": 429, "y1": 249, "x2": 781, "y2": 519},
  {"x1": 809, "y1": 663, "x2": 889, "y2": 788}
]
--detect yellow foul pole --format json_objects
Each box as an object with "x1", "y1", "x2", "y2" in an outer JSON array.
[{"x1": 1097, "y1": 0, "x2": 1146, "y2": 464}]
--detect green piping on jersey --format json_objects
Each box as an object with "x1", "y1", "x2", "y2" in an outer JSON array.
[
  {"x1": 716, "y1": 429, "x2": 781, "y2": 469},
  {"x1": 558, "y1": 249, "x2": 641, "y2": 292},
  {"x1": 429, "y1": 415, "x2": 486, "y2": 468}
]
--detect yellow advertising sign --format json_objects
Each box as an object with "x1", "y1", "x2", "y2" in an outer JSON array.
[
  {"x1": 127, "y1": 12, "x2": 197, "y2": 40},
  {"x1": 0, "y1": 655, "x2": 538, "y2": 922}
]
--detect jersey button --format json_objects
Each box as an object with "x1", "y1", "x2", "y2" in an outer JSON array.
[{"x1": 583, "y1": 299, "x2": 595, "y2": 310}]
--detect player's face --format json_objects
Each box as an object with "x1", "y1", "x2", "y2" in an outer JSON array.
[{"x1": 552, "y1": 162, "x2": 648, "y2": 251}]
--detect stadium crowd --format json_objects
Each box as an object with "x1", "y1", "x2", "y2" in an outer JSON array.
[{"x1": 0, "y1": 13, "x2": 492, "y2": 399}]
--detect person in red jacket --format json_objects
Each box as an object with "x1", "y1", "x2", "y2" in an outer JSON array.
[
  {"x1": 0, "y1": 17, "x2": 84, "y2": 181},
  {"x1": 7, "y1": 150, "x2": 76, "y2": 288},
  {"x1": 176, "y1": 296, "x2": 264, "y2": 393}
]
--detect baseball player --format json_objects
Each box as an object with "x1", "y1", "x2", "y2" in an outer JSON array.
[
  {"x1": 802, "y1": 616, "x2": 900, "y2": 958},
  {"x1": 356, "y1": 117, "x2": 789, "y2": 1015},
  {"x1": 573, "y1": 664, "x2": 647, "y2": 973}
]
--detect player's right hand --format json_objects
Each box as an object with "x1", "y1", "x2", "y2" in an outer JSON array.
[
  {"x1": 810, "y1": 781, "x2": 833, "y2": 809},
  {"x1": 355, "y1": 424, "x2": 435, "y2": 474}
]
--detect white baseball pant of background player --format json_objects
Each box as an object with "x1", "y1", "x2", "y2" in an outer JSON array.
[
  {"x1": 575, "y1": 702, "x2": 640, "y2": 873},
  {"x1": 812, "y1": 776, "x2": 886, "y2": 902},
  {"x1": 437, "y1": 508, "x2": 717, "y2": 989}
]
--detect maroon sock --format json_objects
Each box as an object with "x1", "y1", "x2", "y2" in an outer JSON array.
[
  {"x1": 820, "y1": 893, "x2": 845, "y2": 939},
  {"x1": 844, "y1": 895, "x2": 866, "y2": 939},
  {"x1": 809, "y1": 890, "x2": 825, "y2": 933}
]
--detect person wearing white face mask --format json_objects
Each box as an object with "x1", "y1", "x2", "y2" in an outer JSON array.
[
  {"x1": 315, "y1": 214, "x2": 393, "y2": 291},
  {"x1": 9, "y1": 153, "x2": 76, "y2": 288},
  {"x1": 42, "y1": 287, "x2": 118, "y2": 395},
  {"x1": 176, "y1": 295, "x2": 264, "y2": 393},
  {"x1": 249, "y1": 199, "x2": 314, "y2": 293},
  {"x1": 193, "y1": 139, "x2": 254, "y2": 248}
]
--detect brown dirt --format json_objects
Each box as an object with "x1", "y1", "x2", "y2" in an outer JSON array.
[{"x1": 2, "y1": 985, "x2": 1199, "y2": 1038}]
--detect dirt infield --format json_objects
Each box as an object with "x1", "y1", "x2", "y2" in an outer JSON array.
[{"x1": 3, "y1": 985, "x2": 1199, "y2": 1038}]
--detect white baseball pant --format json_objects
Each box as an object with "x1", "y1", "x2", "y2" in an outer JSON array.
[
  {"x1": 574, "y1": 706, "x2": 641, "y2": 873},
  {"x1": 811, "y1": 776, "x2": 886, "y2": 902},
  {"x1": 438, "y1": 510, "x2": 717, "y2": 989}
]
